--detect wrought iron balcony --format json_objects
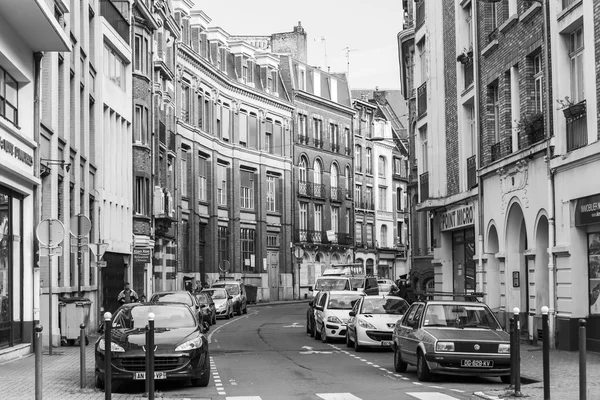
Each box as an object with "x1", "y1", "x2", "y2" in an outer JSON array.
[
  {"x1": 298, "y1": 181, "x2": 312, "y2": 198},
  {"x1": 337, "y1": 233, "x2": 353, "y2": 246},
  {"x1": 419, "y1": 172, "x2": 429, "y2": 202},
  {"x1": 331, "y1": 143, "x2": 340, "y2": 153},
  {"x1": 313, "y1": 183, "x2": 325, "y2": 199},
  {"x1": 467, "y1": 155, "x2": 477, "y2": 190},
  {"x1": 298, "y1": 135, "x2": 310, "y2": 145},
  {"x1": 330, "y1": 187, "x2": 343, "y2": 203},
  {"x1": 314, "y1": 138, "x2": 323, "y2": 148}
]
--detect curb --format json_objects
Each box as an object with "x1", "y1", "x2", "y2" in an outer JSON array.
[
  {"x1": 248, "y1": 299, "x2": 311, "y2": 307},
  {"x1": 473, "y1": 392, "x2": 501, "y2": 400}
]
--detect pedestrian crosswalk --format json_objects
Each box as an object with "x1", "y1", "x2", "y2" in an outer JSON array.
[{"x1": 224, "y1": 393, "x2": 462, "y2": 400}]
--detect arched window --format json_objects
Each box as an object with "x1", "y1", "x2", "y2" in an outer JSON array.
[
  {"x1": 314, "y1": 159, "x2": 322, "y2": 185},
  {"x1": 299, "y1": 157, "x2": 308, "y2": 182},
  {"x1": 380, "y1": 224, "x2": 388, "y2": 247},
  {"x1": 331, "y1": 164, "x2": 339, "y2": 188}
]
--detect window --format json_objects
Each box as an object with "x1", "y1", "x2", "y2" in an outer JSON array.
[
  {"x1": 355, "y1": 185, "x2": 362, "y2": 205},
  {"x1": 397, "y1": 187, "x2": 403, "y2": 211},
  {"x1": 222, "y1": 103, "x2": 230, "y2": 141},
  {"x1": 490, "y1": 2, "x2": 498, "y2": 30},
  {"x1": 331, "y1": 164, "x2": 339, "y2": 188},
  {"x1": 198, "y1": 157, "x2": 208, "y2": 202},
  {"x1": 217, "y1": 164, "x2": 227, "y2": 206},
  {"x1": 103, "y1": 44, "x2": 126, "y2": 90},
  {"x1": 331, "y1": 206, "x2": 339, "y2": 233},
  {"x1": 355, "y1": 222, "x2": 363, "y2": 245},
  {"x1": 379, "y1": 186, "x2": 387, "y2": 211},
  {"x1": 378, "y1": 156, "x2": 386, "y2": 178},
  {"x1": 267, "y1": 175, "x2": 276, "y2": 212},
  {"x1": 366, "y1": 148, "x2": 372, "y2": 174},
  {"x1": 298, "y1": 114, "x2": 307, "y2": 138},
  {"x1": 491, "y1": 83, "x2": 500, "y2": 142},
  {"x1": 218, "y1": 226, "x2": 229, "y2": 265},
  {"x1": 365, "y1": 186, "x2": 373, "y2": 208},
  {"x1": 569, "y1": 26, "x2": 584, "y2": 104},
  {"x1": 134, "y1": 105, "x2": 149, "y2": 144},
  {"x1": 355, "y1": 145, "x2": 362, "y2": 171},
  {"x1": 241, "y1": 228, "x2": 255, "y2": 272},
  {"x1": 299, "y1": 202, "x2": 308, "y2": 231},
  {"x1": 366, "y1": 223, "x2": 374, "y2": 246},
  {"x1": 345, "y1": 209, "x2": 350, "y2": 234},
  {"x1": 0, "y1": 67, "x2": 18, "y2": 125},
  {"x1": 344, "y1": 128, "x2": 350, "y2": 152},
  {"x1": 134, "y1": 34, "x2": 149, "y2": 75},
  {"x1": 135, "y1": 176, "x2": 149, "y2": 215},
  {"x1": 313, "y1": 118, "x2": 322, "y2": 145},
  {"x1": 397, "y1": 221, "x2": 404, "y2": 244},
  {"x1": 240, "y1": 170, "x2": 255, "y2": 210},
  {"x1": 204, "y1": 95, "x2": 210, "y2": 132},
  {"x1": 314, "y1": 159, "x2": 322, "y2": 185},
  {"x1": 181, "y1": 85, "x2": 190, "y2": 123},
  {"x1": 314, "y1": 204, "x2": 322, "y2": 232},
  {"x1": 468, "y1": 104, "x2": 476, "y2": 156},
  {"x1": 242, "y1": 61, "x2": 248, "y2": 83},
  {"x1": 345, "y1": 167, "x2": 351, "y2": 194},
  {"x1": 533, "y1": 54, "x2": 543, "y2": 113},
  {"x1": 299, "y1": 157, "x2": 308, "y2": 182},
  {"x1": 239, "y1": 111, "x2": 248, "y2": 146},
  {"x1": 248, "y1": 113, "x2": 258, "y2": 149},
  {"x1": 181, "y1": 149, "x2": 188, "y2": 197},
  {"x1": 265, "y1": 119, "x2": 273, "y2": 153},
  {"x1": 380, "y1": 225, "x2": 388, "y2": 248}
]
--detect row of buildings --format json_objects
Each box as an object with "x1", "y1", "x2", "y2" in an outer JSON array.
[
  {"x1": 0, "y1": 0, "x2": 409, "y2": 358},
  {"x1": 398, "y1": 0, "x2": 599, "y2": 351}
]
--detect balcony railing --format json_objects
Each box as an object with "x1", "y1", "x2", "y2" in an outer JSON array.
[
  {"x1": 331, "y1": 143, "x2": 340, "y2": 153},
  {"x1": 419, "y1": 172, "x2": 429, "y2": 202},
  {"x1": 344, "y1": 146, "x2": 352, "y2": 156},
  {"x1": 416, "y1": 0, "x2": 425, "y2": 29},
  {"x1": 330, "y1": 187, "x2": 343, "y2": 202},
  {"x1": 100, "y1": 0, "x2": 130, "y2": 44},
  {"x1": 566, "y1": 112, "x2": 587, "y2": 152},
  {"x1": 490, "y1": 142, "x2": 501, "y2": 162},
  {"x1": 296, "y1": 229, "x2": 309, "y2": 243},
  {"x1": 314, "y1": 138, "x2": 323, "y2": 148},
  {"x1": 298, "y1": 181, "x2": 312, "y2": 197},
  {"x1": 467, "y1": 155, "x2": 477, "y2": 190},
  {"x1": 417, "y1": 82, "x2": 427, "y2": 118},
  {"x1": 313, "y1": 183, "x2": 325, "y2": 199},
  {"x1": 310, "y1": 230, "x2": 323, "y2": 244},
  {"x1": 365, "y1": 168, "x2": 373, "y2": 175},
  {"x1": 298, "y1": 135, "x2": 310, "y2": 145}
]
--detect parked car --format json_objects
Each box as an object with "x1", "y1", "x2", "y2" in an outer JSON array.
[
  {"x1": 346, "y1": 295, "x2": 410, "y2": 351},
  {"x1": 194, "y1": 291, "x2": 217, "y2": 326},
  {"x1": 211, "y1": 279, "x2": 247, "y2": 315},
  {"x1": 349, "y1": 276, "x2": 379, "y2": 295},
  {"x1": 306, "y1": 291, "x2": 326, "y2": 337},
  {"x1": 149, "y1": 290, "x2": 203, "y2": 324},
  {"x1": 308, "y1": 276, "x2": 352, "y2": 297},
  {"x1": 313, "y1": 291, "x2": 363, "y2": 343},
  {"x1": 377, "y1": 279, "x2": 398, "y2": 295},
  {"x1": 94, "y1": 302, "x2": 210, "y2": 389},
  {"x1": 201, "y1": 288, "x2": 234, "y2": 319},
  {"x1": 392, "y1": 299, "x2": 511, "y2": 382}
]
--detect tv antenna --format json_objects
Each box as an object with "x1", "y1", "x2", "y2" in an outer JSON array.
[{"x1": 342, "y1": 47, "x2": 359, "y2": 78}]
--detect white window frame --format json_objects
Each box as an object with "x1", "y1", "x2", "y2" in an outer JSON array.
[
  {"x1": 569, "y1": 26, "x2": 584, "y2": 104},
  {"x1": 533, "y1": 54, "x2": 543, "y2": 113},
  {"x1": 331, "y1": 206, "x2": 339, "y2": 233},
  {"x1": 267, "y1": 175, "x2": 276, "y2": 212}
]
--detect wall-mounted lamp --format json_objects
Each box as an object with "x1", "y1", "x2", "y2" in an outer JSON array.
[{"x1": 40, "y1": 159, "x2": 71, "y2": 177}]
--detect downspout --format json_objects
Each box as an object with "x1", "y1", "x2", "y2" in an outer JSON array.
[
  {"x1": 291, "y1": 110, "x2": 296, "y2": 300},
  {"x1": 541, "y1": 0, "x2": 556, "y2": 349},
  {"x1": 473, "y1": 1, "x2": 484, "y2": 296},
  {"x1": 33, "y1": 52, "x2": 44, "y2": 331}
]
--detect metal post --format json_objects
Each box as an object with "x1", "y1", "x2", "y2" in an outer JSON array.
[
  {"x1": 541, "y1": 306, "x2": 550, "y2": 400},
  {"x1": 579, "y1": 319, "x2": 587, "y2": 400},
  {"x1": 147, "y1": 312, "x2": 155, "y2": 400},
  {"x1": 48, "y1": 225, "x2": 53, "y2": 356},
  {"x1": 35, "y1": 325, "x2": 43, "y2": 400},
  {"x1": 513, "y1": 307, "x2": 521, "y2": 396},
  {"x1": 80, "y1": 323, "x2": 86, "y2": 389},
  {"x1": 509, "y1": 316, "x2": 515, "y2": 388},
  {"x1": 104, "y1": 312, "x2": 112, "y2": 400}
]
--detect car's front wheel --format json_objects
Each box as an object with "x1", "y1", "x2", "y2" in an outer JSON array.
[
  {"x1": 321, "y1": 325, "x2": 328, "y2": 343},
  {"x1": 236, "y1": 303, "x2": 242, "y2": 316},
  {"x1": 212, "y1": 314, "x2": 217, "y2": 325},
  {"x1": 354, "y1": 336, "x2": 363, "y2": 352},
  {"x1": 95, "y1": 373, "x2": 105, "y2": 390},
  {"x1": 191, "y1": 357, "x2": 211, "y2": 387},
  {"x1": 243, "y1": 302, "x2": 248, "y2": 314},
  {"x1": 345, "y1": 332, "x2": 353, "y2": 347},
  {"x1": 393, "y1": 346, "x2": 408, "y2": 372},
  {"x1": 416, "y1": 351, "x2": 431, "y2": 381},
  {"x1": 313, "y1": 322, "x2": 321, "y2": 340}
]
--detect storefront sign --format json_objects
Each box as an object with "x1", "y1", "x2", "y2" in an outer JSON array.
[
  {"x1": 0, "y1": 135, "x2": 33, "y2": 166},
  {"x1": 575, "y1": 194, "x2": 600, "y2": 227},
  {"x1": 440, "y1": 203, "x2": 474, "y2": 231},
  {"x1": 133, "y1": 248, "x2": 151, "y2": 263}
]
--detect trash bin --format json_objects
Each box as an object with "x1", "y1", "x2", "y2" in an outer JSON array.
[
  {"x1": 59, "y1": 297, "x2": 92, "y2": 346},
  {"x1": 245, "y1": 284, "x2": 257, "y2": 304}
]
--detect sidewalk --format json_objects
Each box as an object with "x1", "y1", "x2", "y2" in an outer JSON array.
[{"x1": 475, "y1": 342, "x2": 600, "y2": 399}]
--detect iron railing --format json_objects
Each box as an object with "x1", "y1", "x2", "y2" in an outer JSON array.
[
  {"x1": 467, "y1": 155, "x2": 477, "y2": 190},
  {"x1": 298, "y1": 135, "x2": 310, "y2": 145},
  {"x1": 566, "y1": 112, "x2": 587, "y2": 152},
  {"x1": 298, "y1": 181, "x2": 312, "y2": 197},
  {"x1": 330, "y1": 187, "x2": 342, "y2": 202},
  {"x1": 419, "y1": 172, "x2": 429, "y2": 202},
  {"x1": 313, "y1": 183, "x2": 325, "y2": 199}
]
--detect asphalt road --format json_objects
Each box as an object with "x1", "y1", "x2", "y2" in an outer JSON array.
[{"x1": 114, "y1": 302, "x2": 509, "y2": 399}]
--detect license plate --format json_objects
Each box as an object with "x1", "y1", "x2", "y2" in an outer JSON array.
[
  {"x1": 381, "y1": 340, "x2": 393, "y2": 347},
  {"x1": 133, "y1": 372, "x2": 167, "y2": 380},
  {"x1": 461, "y1": 359, "x2": 494, "y2": 368}
]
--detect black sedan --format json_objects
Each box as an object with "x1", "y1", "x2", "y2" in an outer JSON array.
[
  {"x1": 194, "y1": 291, "x2": 217, "y2": 326},
  {"x1": 94, "y1": 302, "x2": 210, "y2": 389}
]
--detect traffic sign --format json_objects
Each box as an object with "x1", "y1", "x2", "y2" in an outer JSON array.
[
  {"x1": 69, "y1": 214, "x2": 91, "y2": 237},
  {"x1": 70, "y1": 237, "x2": 89, "y2": 246},
  {"x1": 88, "y1": 243, "x2": 109, "y2": 259},
  {"x1": 36, "y1": 219, "x2": 65, "y2": 247},
  {"x1": 38, "y1": 246, "x2": 63, "y2": 257},
  {"x1": 294, "y1": 247, "x2": 304, "y2": 258}
]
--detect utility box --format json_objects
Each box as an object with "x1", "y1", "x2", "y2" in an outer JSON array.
[{"x1": 59, "y1": 297, "x2": 91, "y2": 345}]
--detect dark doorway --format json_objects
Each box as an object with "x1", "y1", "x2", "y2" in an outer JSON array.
[{"x1": 102, "y1": 252, "x2": 126, "y2": 314}]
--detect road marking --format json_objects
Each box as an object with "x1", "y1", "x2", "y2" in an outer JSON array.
[
  {"x1": 210, "y1": 356, "x2": 226, "y2": 396},
  {"x1": 225, "y1": 397, "x2": 262, "y2": 400},
  {"x1": 316, "y1": 393, "x2": 363, "y2": 400},
  {"x1": 407, "y1": 393, "x2": 461, "y2": 400},
  {"x1": 207, "y1": 311, "x2": 258, "y2": 344},
  {"x1": 450, "y1": 389, "x2": 465, "y2": 393},
  {"x1": 283, "y1": 322, "x2": 303, "y2": 328},
  {"x1": 300, "y1": 345, "x2": 333, "y2": 354},
  {"x1": 412, "y1": 382, "x2": 423, "y2": 385}
]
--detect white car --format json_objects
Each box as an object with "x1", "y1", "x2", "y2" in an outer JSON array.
[
  {"x1": 346, "y1": 295, "x2": 410, "y2": 351},
  {"x1": 313, "y1": 291, "x2": 363, "y2": 343}
]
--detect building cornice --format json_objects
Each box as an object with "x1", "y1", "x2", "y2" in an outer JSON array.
[{"x1": 294, "y1": 90, "x2": 356, "y2": 116}]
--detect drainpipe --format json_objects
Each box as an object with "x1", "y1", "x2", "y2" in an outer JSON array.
[{"x1": 33, "y1": 52, "x2": 44, "y2": 332}]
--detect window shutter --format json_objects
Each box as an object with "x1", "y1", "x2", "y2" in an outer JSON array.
[
  {"x1": 276, "y1": 177, "x2": 282, "y2": 213},
  {"x1": 222, "y1": 106, "x2": 230, "y2": 140},
  {"x1": 239, "y1": 113, "x2": 248, "y2": 144}
]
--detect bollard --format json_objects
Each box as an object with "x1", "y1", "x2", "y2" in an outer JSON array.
[
  {"x1": 579, "y1": 319, "x2": 587, "y2": 400},
  {"x1": 509, "y1": 316, "x2": 515, "y2": 388},
  {"x1": 104, "y1": 312, "x2": 112, "y2": 400},
  {"x1": 513, "y1": 307, "x2": 521, "y2": 396},
  {"x1": 35, "y1": 325, "x2": 43, "y2": 400},
  {"x1": 147, "y1": 312, "x2": 155, "y2": 400},
  {"x1": 541, "y1": 306, "x2": 550, "y2": 400},
  {"x1": 80, "y1": 323, "x2": 86, "y2": 389}
]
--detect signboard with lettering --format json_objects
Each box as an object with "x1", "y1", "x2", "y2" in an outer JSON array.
[
  {"x1": 0, "y1": 135, "x2": 34, "y2": 166},
  {"x1": 575, "y1": 194, "x2": 600, "y2": 227},
  {"x1": 440, "y1": 203, "x2": 475, "y2": 231},
  {"x1": 133, "y1": 248, "x2": 151, "y2": 263}
]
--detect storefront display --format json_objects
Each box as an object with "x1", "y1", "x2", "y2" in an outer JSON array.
[
  {"x1": 589, "y1": 232, "x2": 600, "y2": 315},
  {"x1": 0, "y1": 192, "x2": 11, "y2": 348}
]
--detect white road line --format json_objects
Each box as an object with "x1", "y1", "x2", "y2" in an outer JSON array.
[
  {"x1": 428, "y1": 385, "x2": 444, "y2": 389},
  {"x1": 225, "y1": 397, "x2": 262, "y2": 400},
  {"x1": 407, "y1": 393, "x2": 461, "y2": 400},
  {"x1": 316, "y1": 393, "x2": 363, "y2": 400},
  {"x1": 412, "y1": 382, "x2": 423, "y2": 385},
  {"x1": 207, "y1": 311, "x2": 258, "y2": 344},
  {"x1": 450, "y1": 389, "x2": 465, "y2": 393},
  {"x1": 372, "y1": 364, "x2": 380, "y2": 367}
]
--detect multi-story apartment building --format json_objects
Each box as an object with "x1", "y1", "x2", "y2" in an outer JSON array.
[
  {"x1": 0, "y1": 0, "x2": 69, "y2": 359},
  {"x1": 281, "y1": 56, "x2": 355, "y2": 299},
  {"x1": 174, "y1": 7, "x2": 295, "y2": 300}
]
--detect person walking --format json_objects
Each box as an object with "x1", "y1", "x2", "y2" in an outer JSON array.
[{"x1": 117, "y1": 282, "x2": 139, "y2": 305}]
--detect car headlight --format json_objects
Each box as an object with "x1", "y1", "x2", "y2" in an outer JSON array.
[
  {"x1": 435, "y1": 341, "x2": 455, "y2": 352},
  {"x1": 327, "y1": 316, "x2": 343, "y2": 324},
  {"x1": 357, "y1": 318, "x2": 377, "y2": 330},
  {"x1": 175, "y1": 336, "x2": 204, "y2": 351},
  {"x1": 498, "y1": 343, "x2": 510, "y2": 354},
  {"x1": 98, "y1": 338, "x2": 125, "y2": 353}
]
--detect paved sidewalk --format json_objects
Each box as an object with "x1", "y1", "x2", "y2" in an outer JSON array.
[{"x1": 475, "y1": 342, "x2": 600, "y2": 399}]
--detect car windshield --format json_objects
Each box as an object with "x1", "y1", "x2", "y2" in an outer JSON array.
[
  {"x1": 423, "y1": 304, "x2": 502, "y2": 330},
  {"x1": 203, "y1": 289, "x2": 227, "y2": 299},
  {"x1": 195, "y1": 293, "x2": 209, "y2": 304},
  {"x1": 151, "y1": 293, "x2": 193, "y2": 306},
  {"x1": 314, "y1": 278, "x2": 349, "y2": 291},
  {"x1": 360, "y1": 297, "x2": 410, "y2": 315},
  {"x1": 113, "y1": 305, "x2": 195, "y2": 329},
  {"x1": 327, "y1": 293, "x2": 361, "y2": 310},
  {"x1": 350, "y1": 278, "x2": 364, "y2": 289}
]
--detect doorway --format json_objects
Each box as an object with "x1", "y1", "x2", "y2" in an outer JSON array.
[
  {"x1": 267, "y1": 251, "x2": 279, "y2": 301},
  {"x1": 506, "y1": 202, "x2": 528, "y2": 334},
  {"x1": 102, "y1": 253, "x2": 126, "y2": 314}
]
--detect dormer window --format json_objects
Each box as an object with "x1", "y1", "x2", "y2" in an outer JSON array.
[
  {"x1": 242, "y1": 61, "x2": 248, "y2": 83},
  {"x1": 218, "y1": 46, "x2": 227, "y2": 72},
  {"x1": 267, "y1": 73, "x2": 273, "y2": 91}
]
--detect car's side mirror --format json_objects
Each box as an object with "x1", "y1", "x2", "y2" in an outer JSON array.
[
  {"x1": 228, "y1": 296, "x2": 233, "y2": 300},
  {"x1": 308, "y1": 286, "x2": 313, "y2": 292},
  {"x1": 349, "y1": 311, "x2": 356, "y2": 317},
  {"x1": 200, "y1": 304, "x2": 206, "y2": 308},
  {"x1": 315, "y1": 305, "x2": 323, "y2": 311}
]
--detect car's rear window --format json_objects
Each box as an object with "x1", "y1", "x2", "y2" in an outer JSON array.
[
  {"x1": 327, "y1": 293, "x2": 362, "y2": 309},
  {"x1": 423, "y1": 304, "x2": 501, "y2": 330},
  {"x1": 151, "y1": 293, "x2": 193, "y2": 307},
  {"x1": 195, "y1": 293, "x2": 209, "y2": 304},
  {"x1": 314, "y1": 278, "x2": 350, "y2": 291},
  {"x1": 360, "y1": 297, "x2": 409, "y2": 315},
  {"x1": 113, "y1": 305, "x2": 195, "y2": 329},
  {"x1": 350, "y1": 278, "x2": 364, "y2": 289},
  {"x1": 202, "y1": 289, "x2": 227, "y2": 299}
]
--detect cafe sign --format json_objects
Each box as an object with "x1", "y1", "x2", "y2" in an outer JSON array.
[
  {"x1": 440, "y1": 203, "x2": 474, "y2": 231},
  {"x1": 575, "y1": 194, "x2": 600, "y2": 227},
  {"x1": 133, "y1": 248, "x2": 151, "y2": 263}
]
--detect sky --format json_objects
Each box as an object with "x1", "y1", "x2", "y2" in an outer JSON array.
[{"x1": 192, "y1": 0, "x2": 404, "y2": 90}]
